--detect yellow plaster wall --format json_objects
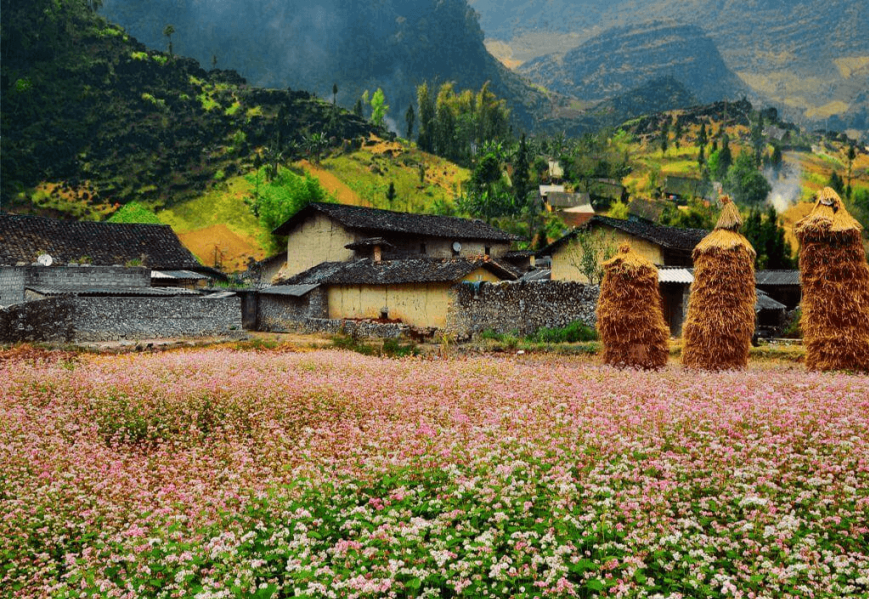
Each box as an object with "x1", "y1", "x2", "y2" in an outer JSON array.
[
  {"x1": 550, "y1": 227, "x2": 664, "y2": 282},
  {"x1": 328, "y1": 283, "x2": 453, "y2": 328},
  {"x1": 285, "y1": 213, "x2": 356, "y2": 277}
]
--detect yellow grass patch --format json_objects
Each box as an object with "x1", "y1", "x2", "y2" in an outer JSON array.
[{"x1": 834, "y1": 56, "x2": 869, "y2": 79}]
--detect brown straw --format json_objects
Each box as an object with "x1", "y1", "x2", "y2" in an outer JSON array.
[
  {"x1": 794, "y1": 187, "x2": 869, "y2": 372},
  {"x1": 597, "y1": 242, "x2": 670, "y2": 369},
  {"x1": 682, "y1": 196, "x2": 757, "y2": 370}
]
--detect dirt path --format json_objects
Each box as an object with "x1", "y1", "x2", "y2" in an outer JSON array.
[{"x1": 297, "y1": 160, "x2": 368, "y2": 206}]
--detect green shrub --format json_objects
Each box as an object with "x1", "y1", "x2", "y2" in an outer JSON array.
[
  {"x1": 107, "y1": 202, "x2": 162, "y2": 225},
  {"x1": 532, "y1": 321, "x2": 598, "y2": 343}
]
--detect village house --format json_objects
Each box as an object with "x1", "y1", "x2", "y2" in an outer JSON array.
[
  {"x1": 662, "y1": 176, "x2": 714, "y2": 203},
  {"x1": 542, "y1": 191, "x2": 595, "y2": 227},
  {"x1": 272, "y1": 202, "x2": 520, "y2": 280},
  {"x1": 0, "y1": 214, "x2": 239, "y2": 342}
]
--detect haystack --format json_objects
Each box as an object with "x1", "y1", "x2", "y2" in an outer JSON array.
[
  {"x1": 597, "y1": 242, "x2": 670, "y2": 369},
  {"x1": 794, "y1": 187, "x2": 869, "y2": 372},
  {"x1": 682, "y1": 197, "x2": 756, "y2": 370}
]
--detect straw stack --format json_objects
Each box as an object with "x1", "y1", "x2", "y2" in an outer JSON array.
[
  {"x1": 597, "y1": 242, "x2": 670, "y2": 369},
  {"x1": 682, "y1": 197, "x2": 757, "y2": 370},
  {"x1": 794, "y1": 187, "x2": 869, "y2": 372}
]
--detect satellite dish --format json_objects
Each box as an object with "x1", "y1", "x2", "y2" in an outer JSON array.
[
  {"x1": 37, "y1": 254, "x2": 53, "y2": 267},
  {"x1": 452, "y1": 241, "x2": 462, "y2": 253}
]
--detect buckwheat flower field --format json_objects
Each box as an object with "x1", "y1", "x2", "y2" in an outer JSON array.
[{"x1": 2, "y1": 349, "x2": 868, "y2": 599}]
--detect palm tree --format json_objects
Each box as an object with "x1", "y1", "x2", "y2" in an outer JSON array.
[{"x1": 163, "y1": 25, "x2": 175, "y2": 57}]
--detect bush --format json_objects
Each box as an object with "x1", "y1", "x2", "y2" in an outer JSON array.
[{"x1": 532, "y1": 321, "x2": 598, "y2": 343}]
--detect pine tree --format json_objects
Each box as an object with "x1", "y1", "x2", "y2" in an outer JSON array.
[{"x1": 405, "y1": 103, "x2": 415, "y2": 141}]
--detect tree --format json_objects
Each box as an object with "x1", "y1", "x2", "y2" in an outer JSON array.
[
  {"x1": 163, "y1": 24, "x2": 175, "y2": 56},
  {"x1": 513, "y1": 133, "x2": 531, "y2": 211},
  {"x1": 246, "y1": 168, "x2": 331, "y2": 232},
  {"x1": 846, "y1": 145, "x2": 857, "y2": 199},
  {"x1": 386, "y1": 181, "x2": 396, "y2": 207},
  {"x1": 715, "y1": 134, "x2": 732, "y2": 180},
  {"x1": 828, "y1": 171, "x2": 845, "y2": 195},
  {"x1": 370, "y1": 88, "x2": 389, "y2": 127},
  {"x1": 698, "y1": 122, "x2": 708, "y2": 148},
  {"x1": 725, "y1": 151, "x2": 771, "y2": 205},
  {"x1": 405, "y1": 103, "x2": 415, "y2": 141},
  {"x1": 742, "y1": 206, "x2": 795, "y2": 269},
  {"x1": 353, "y1": 98, "x2": 363, "y2": 118},
  {"x1": 566, "y1": 227, "x2": 619, "y2": 285},
  {"x1": 211, "y1": 54, "x2": 217, "y2": 70},
  {"x1": 771, "y1": 144, "x2": 783, "y2": 173},
  {"x1": 332, "y1": 83, "x2": 338, "y2": 106},
  {"x1": 416, "y1": 82, "x2": 436, "y2": 153},
  {"x1": 608, "y1": 200, "x2": 630, "y2": 220}
]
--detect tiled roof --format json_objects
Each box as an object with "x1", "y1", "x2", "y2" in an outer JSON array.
[
  {"x1": 259, "y1": 284, "x2": 321, "y2": 297},
  {"x1": 151, "y1": 270, "x2": 209, "y2": 280},
  {"x1": 0, "y1": 214, "x2": 202, "y2": 270},
  {"x1": 547, "y1": 192, "x2": 591, "y2": 209},
  {"x1": 345, "y1": 237, "x2": 395, "y2": 250},
  {"x1": 756, "y1": 289, "x2": 787, "y2": 311},
  {"x1": 279, "y1": 257, "x2": 518, "y2": 286},
  {"x1": 628, "y1": 198, "x2": 667, "y2": 222},
  {"x1": 538, "y1": 216, "x2": 708, "y2": 257},
  {"x1": 755, "y1": 270, "x2": 800, "y2": 286},
  {"x1": 273, "y1": 203, "x2": 520, "y2": 242}
]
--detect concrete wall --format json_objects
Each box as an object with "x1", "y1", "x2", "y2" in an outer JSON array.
[
  {"x1": 285, "y1": 213, "x2": 356, "y2": 278},
  {"x1": 550, "y1": 228, "x2": 663, "y2": 282},
  {"x1": 0, "y1": 266, "x2": 150, "y2": 307},
  {"x1": 446, "y1": 281, "x2": 599, "y2": 337},
  {"x1": 326, "y1": 268, "x2": 501, "y2": 328},
  {"x1": 258, "y1": 289, "x2": 328, "y2": 332},
  {"x1": 0, "y1": 296, "x2": 242, "y2": 343}
]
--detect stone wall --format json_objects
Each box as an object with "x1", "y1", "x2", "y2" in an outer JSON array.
[
  {"x1": 446, "y1": 281, "x2": 599, "y2": 338},
  {"x1": 288, "y1": 318, "x2": 410, "y2": 339},
  {"x1": 0, "y1": 268, "x2": 27, "y2": 307},
  {"x1": 0, "y1": 266, "x2": 150, "y2": 307},
  {"x1": 258, "y1": 289, "x2": 328, "y2": 332},
  {"x1": 0, "y1": 296, "x2": 242, "y2": 343}
]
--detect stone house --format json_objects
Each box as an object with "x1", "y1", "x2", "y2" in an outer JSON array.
[{"x1": 272, "y1": 202, "x2": 520, "y2": 279}]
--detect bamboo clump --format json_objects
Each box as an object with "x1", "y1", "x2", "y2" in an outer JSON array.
[
  {"x1": 682, "y1": 197, "x2": 757, "y2": 370},
  {"x1": 794, "y1": 187, "x2": 869, "y2": 372},
  {"x1": 597, "y1": 242, "x2": 670, "y2": 369}
]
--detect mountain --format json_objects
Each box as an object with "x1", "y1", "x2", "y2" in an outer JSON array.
[
  {"x1": 0, "y1": 0, "x2": 377, "y2": 214},
  {"x1": 470, "y1": 0, "x2": 869, "y2": 137},
  {"x1": 519, "y1": 22, "x2": 748, "y2": 105},
  {"x1": 97, "y1": 0, "x2": 549, "y2": 131}
]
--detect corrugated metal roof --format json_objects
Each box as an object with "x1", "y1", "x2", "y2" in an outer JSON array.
[
  {"x1": 259, "y1": 284, "x2": 321, "y2": 297},
  {"x1": 151, "y1": 270, "x2": 210, "y2": 280},
  {"x1": 657, "y1": 268, "x2": 694, "y2": 284},
  {"x1": 25, "y1": 286, "x2": 200, "y2": 297}
]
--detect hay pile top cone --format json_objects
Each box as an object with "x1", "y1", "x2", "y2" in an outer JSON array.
[
  {"x1": 795, "y1": 187, "x2": 864, "y2": 239},
  {"x1": 693, "y1": 196, "x2": 757, "y2": 258}
]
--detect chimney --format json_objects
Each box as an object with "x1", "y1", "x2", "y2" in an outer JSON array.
[{"x1": 373, "y1": 244, "x2": 382, "y2": 263}]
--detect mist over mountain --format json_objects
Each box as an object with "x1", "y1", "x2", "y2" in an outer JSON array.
[
  {"x1": 470, "y1": 0, "x2": 869, "y2": 135},
  {"x1": 519, "y1": 22, "x2": 748, "y2": 105},
  {"x1": 98, "y1": 0, "x2": 548, "y2": 130}
]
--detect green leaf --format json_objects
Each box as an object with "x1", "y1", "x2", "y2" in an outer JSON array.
[{"x1": 586, "y1": 579, "x2": 605, "y2": 592}]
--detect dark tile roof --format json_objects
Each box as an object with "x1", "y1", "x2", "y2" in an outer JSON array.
[
  {"x1": 278, "y1": 257, "x2": 518, "y2": 286},
  {"x1": 0, "y1": 214, "x2": 203, "y2": 271},
  {"x1": 755, "y1": 289, "x2": 787, "y2": 312},
  {"x1": 547, "y1": 192, "x2": 591, "y2": 208},
  {"x1": 755, "y1": 270, "x2": 801, "y2": 286},
  {"x1": 151, "y1": 270, "x2": 210, "y2": 280},
  {"x1": 259, "y1": 284, "x2": 321, "y2": 297},
  {"x1": 628, "y1": 198, "x2": 667, "y2": 222},
  {"x1": 663, "y1": 176, "x2": 713, "y2": 199},
  {"x1": 273, "y1": 202, "x2": 520, "y2": 242},
  {"x1": 537, "y1": 216, "x2": 708, "y2": 257}
]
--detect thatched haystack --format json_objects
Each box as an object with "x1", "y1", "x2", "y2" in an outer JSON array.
[
  {"x1": 597, "y1": 242, "x2": 670, "y2": 369},
  {"x1": 794, "y1": 187, "x2": 869, "y2": 372},
  {"x1": 682, "y1": 197, "x2": 756, "y2": 370}
]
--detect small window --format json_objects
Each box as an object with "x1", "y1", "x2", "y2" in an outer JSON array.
[
  {"x1": 484, "y1": 246, "x2": 491, "y2": 256},
  {"x1": 420, "y1": 243, "x2": 426, "y2": 254}
]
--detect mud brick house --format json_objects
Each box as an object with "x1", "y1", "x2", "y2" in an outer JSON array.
[
  {"x1": 542, "y1": 192, "x2": 595, "y2": 228},
  {"x1": 262, "y1": 254, "x2": 518, "y2": 330},
  {"x1": 272, "y1": 202, "x2": 520, "y2": 279}
]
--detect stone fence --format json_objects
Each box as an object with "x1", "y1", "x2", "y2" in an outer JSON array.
[
  {"x1": 0, "y1": 296, "x2": 243, "y2": 343},
  {"x1": 446, "y1": 280, "x2": 599, "y2": 338}
]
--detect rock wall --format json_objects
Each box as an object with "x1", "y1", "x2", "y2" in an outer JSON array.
[
  {"x1": 0, "y1": 296, "x2": 242, "y2": 343},
  {"x1": 257, "y1": 289, "x2": 328, "y2": 332},
  {"x1": 0, "y1": 266, "x2": 151, "y2": 307},
  {"x1": 446, "y1": 281, "x2": 599, "y2": 338}
]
